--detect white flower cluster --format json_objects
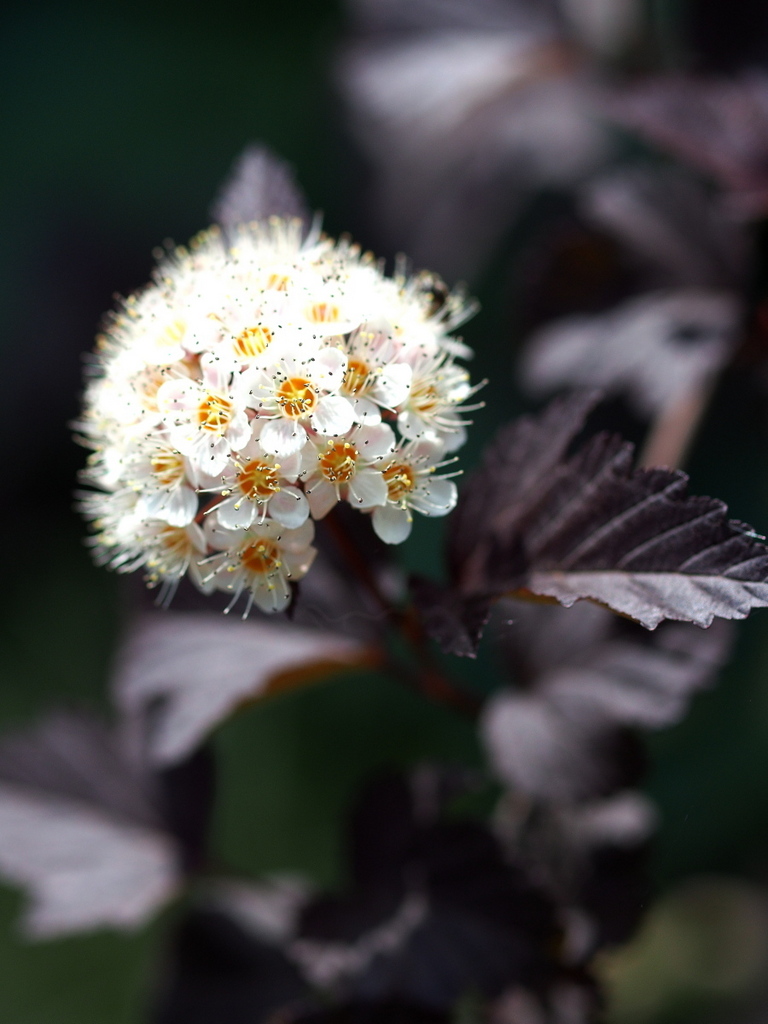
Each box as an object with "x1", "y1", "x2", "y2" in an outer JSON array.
[{"x1": 78, "y1": 219, "x2": 481, "y2": 615}]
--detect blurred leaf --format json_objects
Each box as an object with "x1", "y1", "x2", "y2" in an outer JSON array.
[
  {"x1": 521, "y1": 289, "x2": 740, "y2": 417},
  {"x1": 409, "y1": 576, "x2": 490, "y2": 659},
  {"x1": 113, "y1": 612, "x2": 376, "y2": 767},
  {"x1": 346, "y1": 0, "x2": 553, "y2": 34},
  {"x1": 558, "y1": 0, "x2": 642, "y2": 57},
  {"x1": 604, "y1": 74, "x2": 768, "y2": 218},
  {"x1": 580, "y1": 167, "x2": 748, "y2": 288},
  {"x1": 598, "y1": 878, "x2": 768, "y2": 1023},
  {"x1": 289, "y1": 1000, "x2": 451, "y2": 1023},
  {"x1": 152, "y1": 907, "x2": 308, "y2": 1024},
  {"x1": 340, "y1": 10, "x2": 608, "y2": 280},
  {"x1": 481, "y1": 601, "x2": 731, "y2": 800},
  {"x1": 209, "y1": 144, "x2": 310, "y2": 234},
  {"x1": 0, "y1": 713, "x2": 178, "y2": 939},
  {"x1": 291, "y1": 773, "x2": 559, "y2": 1010},
  {"x1": 0, "y1": 785, "x2": 176, "y2": 940}
]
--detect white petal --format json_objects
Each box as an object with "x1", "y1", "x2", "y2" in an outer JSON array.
[
  {"x1": 372, "y1": 505, "x2": 412, "y2": 544},
  {"x1": 200, "y1": 354, "x2": 234, "y2": 394},
  {"x1": 140, "y1": 487, "x2": 197, "y2": 527},
  {"x1": 277, "y1": 451, "x2": 303, "y2": 482},
  {"x1": 281, "y1": 517, "x2": 315, "y2": 552},
  {"x1": 441, "y1": 426, "x2": 467, "y2": 453},
  {"x1": 226, "y1": 413, "x2": 252, "y2": 452},
  {"x1": 258, "y1": 418, "x2": 308, "y2": 456},
  {"x1": 311, "y1": 395, "x2": 355, "y2": 436},
  {"x1": 305, "y1": 477, "x2": 338, "y2": 519},
  {"x1": 283, "y1": 544, "x2": 317, "y2": 579},
  {"x1": 244, "y1": 370, "x2": 275, "y2": 411},
  {"x1": 161, "y1": 486, "x2": 199, "y2": 527},
  {"x1": 216, "y1": 496, "x2": 256, "y2": 531},
  {"x1": 252, "y1": 574, "x2": 291, "y2": 614},
  {"x1": 412, "y1": 477, "x2": 457, "y2": 516},
  {"x1": 156, "y1": 378, "x2": 198, "y2": 413},
  {"x1": 397, "y1": 409, "x2": 432, "y2": 441},
  {"x1": 347, "y1": 469, "x2": 387, "y2": 509},
  {"x1": 373, "y1": 363, "x2": 412, "y2": 407},
  {"x1": 300, "y1": 444, "x2": 321, "y2": 477},
  {"x1": 349, "y1": 396, "x2": 382, "y2": 425},
  {"x1": 311, "y1": 346, "x2": 347, "y2": 387},
  {"x1": 191, "y1": 434, "x2": 231, "y2": 476},
  {"x1": 355, "y1": 423, "x2": 396, "y2": 460},
  {"x1": 269, "y1": 487, "x2": 309, "y2": 529}
]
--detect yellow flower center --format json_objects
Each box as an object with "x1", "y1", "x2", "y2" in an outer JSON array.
[
  {"x1": 237, "y1": 459, "x2": 280, "y2": 501},
  {"x1": 241, "y1": 539, "x2": 281, "y2": 575},
  {"x1": 233, "y1": 325, "x2": 273, "y2": 359},
  {"x1": 157, "y1": 526, "x2": 192, "y2": 557},
  {"x1": 319, "y1": 441, "x2": 358, "y2": 483},
  {"x1": 266, "y1": 273, "x2": 290, "y2": 291},
  {"x1": 383, "y1": 462, "x2": 415, "y2": 503},
  {"x1": 156, "y1": 318, "x2": 186, "y2": 351},
  {"x1": 150, "y1": 450, "x2": 185, "y2": 489},
  {"x1": 343, "y1": 358, "x2": 370, "y2": 396},
  {"x1": 276, "y1": 377, "x2": 317, "y2": 419},
  {"x1": 411, "y1": 382, "x2": 439, "y2": 415},
  {"x1": 306, "y1": 302, "x2": 341, "y2": 324},
  {"x1": 196, "y1": 393, "x2": 234, "y2": 433}
]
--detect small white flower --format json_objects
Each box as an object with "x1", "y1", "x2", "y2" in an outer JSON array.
[
  {"x1": 211, "y1": 431, "x2": 308, "y2": 530},
  {"x1": 247, "y1": 348, "x2": 354, "y2": 456},
  {"x1": 204, "y1": 517, "x2": 316, "y2": 615},
  {"x1": 300, "y1": 422, "x2": 396, "y2": 519},
  {"x1": 372, "y1": 440, "x2": 459, "y2": 545},
  {"x1": 157, "y1": 355, "x2": 252, "y2": 475},
  {"x1": 82, "y1": 487, "x2": 209, "y2": 602},
  {"x1": 397, "y1": 352, "x2": 484, "y2": 451},
  {"x1": 337, "y1": 324, "x2": 412, "y2": 425},
  {"x1": 128, "y1": 436, "x2": 199, "y2": 527}
]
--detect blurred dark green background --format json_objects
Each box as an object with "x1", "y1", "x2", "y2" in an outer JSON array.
[{"x1": 5, "y1": 2, "x2": 768, "y2": 1021}]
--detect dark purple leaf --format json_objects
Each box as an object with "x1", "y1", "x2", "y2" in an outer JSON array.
[
  {"x1": 603, "y1": 74, "x2": 768, "y2": 217},
  {"x1": 481, "y1": 600, "x2": 731, "y2": 800},
  {"x1": 521, "y1": 289, "x2": 740, "y2": 416},
  {"x1": 0, "y1": 712, "x2": 180, "y2": 937},
  {"x1": 289, "y1": 1000, "x2": 451, "y2": 1024},
  {"x1": 580, "y1": 167, "x2": 748, "y2": 288},
  {"x1": 449, "y1": 393, "x2": 768, "y2": 632},
  {"x1": 210, "y1": 145, "x2": 310, "y2": 235},
  {"x1": 113, "y1": 612, "x2": 374, "y2": 766},
  {"x1": 152, "y1": 908, "x2": 308, "y2": 1024},
  {"x1": 448, "y1": 391, "x2": 601, "y2": 586},
  {"x1": 409, "y1": 576, "x2": 491, "y2": 658},
  {"x1": 291, "y1": 773, "x2": 558, "y2": 1010}
]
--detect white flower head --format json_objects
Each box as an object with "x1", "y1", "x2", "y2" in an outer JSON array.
[{"x1": 78, "y1": 213, "x2": 478, "y2": 614}]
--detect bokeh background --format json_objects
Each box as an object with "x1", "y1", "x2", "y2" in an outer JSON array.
[{"x1": 5, "y1": 1, "x2": 768, "y2": 1021}]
